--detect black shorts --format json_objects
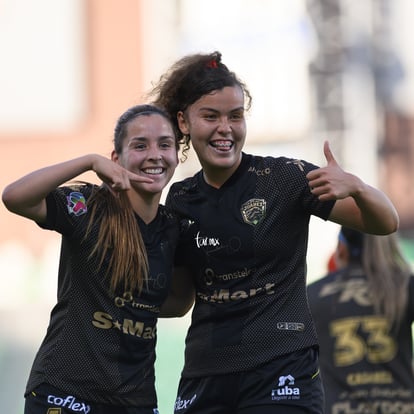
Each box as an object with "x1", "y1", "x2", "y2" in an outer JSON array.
[
  {"x1": 174, "y1": 347, "x2": 324, "y2": 414},
  {"x1": 24, "y1": 383, "x2": 159, "y2": 414}
]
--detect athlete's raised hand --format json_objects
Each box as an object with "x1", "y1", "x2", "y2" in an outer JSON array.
[
  {"x1": 306, "y1": 141, "x2": 360, "y2": 201},
  {"x1": 2, "y1": 154, "x2": 154, "y2": 222}
]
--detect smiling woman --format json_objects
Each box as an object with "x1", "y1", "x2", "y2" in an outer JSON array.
[
  {"x1": 111, "y1": 107, "x2": 179, "y2": 205},
  {"x1": 1, "y1": 104, "x2": 184, "y2": 414},
  {"x1": 176, "y1": 86, "x2": 246, "y2": 188},
  {"x1": 149, "y1": 50, "x2": 399, "y2": 414}
]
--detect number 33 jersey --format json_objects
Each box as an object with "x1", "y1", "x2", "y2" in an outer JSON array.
[{"x1": 307, "y1": 266, "x2": 414, "y2": 413}]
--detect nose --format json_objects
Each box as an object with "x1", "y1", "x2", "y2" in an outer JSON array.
[
  {"x1": 217, "y1": 117, "x2": 232, "y2": 134},
  {"x1": 148, "y1": 146, "x2": 162, "y2": 161}
]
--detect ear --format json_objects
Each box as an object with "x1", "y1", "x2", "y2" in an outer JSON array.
[
  {"x1": 177, "y1": 111, "x2": 189, "y2": 135},
  {"x1": 111, "y1": 150, "x2": 119, "y2": 163}
]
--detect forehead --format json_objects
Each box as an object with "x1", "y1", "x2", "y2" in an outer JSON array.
[
  {"x1": 192, "y1": 86, "x2": 244, "y2": 111},
  {"x1": 125, "y1": 113, "x2": 173, "y2": 135}
]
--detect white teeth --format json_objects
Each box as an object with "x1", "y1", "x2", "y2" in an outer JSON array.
[
  {"x1": 211, "y1": 141, "x2": 232, "y2": 148},
  {"x1": 143, "y1": 168, "x2": 163, "y2": 175}
]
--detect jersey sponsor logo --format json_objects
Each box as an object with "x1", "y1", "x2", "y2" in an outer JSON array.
[
  {"x1": 276, "y1": 322, "x2": 305, "y2": 332},
  {"x1": 194, "y1": 231, "x2": 220, "y2": 248},
  {"x1": 332, "y1": 401, "x2": 414, "y2": 413},
  {"x1": 286, "y1": 159, "x2": 305, "y2": 172},
  {"x1": 204, "y1": 267, "x2": 252, "y2": 285},
  {"x1": 248, "y1": 166, "x2": 271, "y2": 176},
  {"x1": 241, "y1": 198, "x2": 266, "y2": 226},
  {"x1": 196, "y1": 235, "x2": 242, "y2": 257},
  {"x1": 114, "y1": 291, "x2": 160, "y2": 313},
  {"x1": 197, "y1": 282, "x2": 275, "y2": 303},
  {"x1": 66, "y1": 192, "x2": 87, "y2": 216},
  {"x1": 319, "y1": 279, "x2": 372, "y2": 306},
  {"x1": 347, "y1": 370, "x2": 393, "y2": 386},
  {"x1": 174, "y1": 394, "x2": 197, "y2": 411},
  {"x1": 92, "y1": 311, "x2": 156, "y2": 339},
  {"x1": 271, "y1": 374, "x2": 301, "y2": 401},
  {"x1": 47, "y1": 394, "x2": 90, "y2": 413}
]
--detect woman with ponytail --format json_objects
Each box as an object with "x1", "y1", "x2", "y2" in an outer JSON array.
[{"x1": 2, "y1": 104, "x2": 184, "y2": 414}]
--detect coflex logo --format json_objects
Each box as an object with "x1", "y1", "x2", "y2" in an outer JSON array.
[
  {"x1": 174, "y1": 394, "x2": 197, "y2": 411},
  {"x1": 271, "y1": 374, "x2": 301, "y2": 401},
  {"x1": 47, "y1": 394, "x2": 90, "y2": 413}
]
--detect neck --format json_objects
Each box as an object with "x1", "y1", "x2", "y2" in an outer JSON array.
[
  {"x1": 202, "y1": 171, "x2": 228, "y2": 189},
  {"x1": 202, "y1": 156, "x2": 242, "y2": 189},
  {"x1": 128, "y1": 192, "x2": 161, "y2": 224}
]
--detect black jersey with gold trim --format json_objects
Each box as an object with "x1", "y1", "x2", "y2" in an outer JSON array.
[
  {"x1": 166, "y1": 152, "x2": 335, "y2": 377},
  {"x1": 308, "y1": 266, "x2": 414, "y2": 413},
  {"x1": 25, "y1": 184, "x2": 180, "y2": 406}
]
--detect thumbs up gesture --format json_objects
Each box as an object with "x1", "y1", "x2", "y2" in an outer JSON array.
[{"x1": 306, "y1": 141, "x2": 359, "y2": 201}]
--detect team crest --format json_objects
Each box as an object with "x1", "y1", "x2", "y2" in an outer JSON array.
[
  {"x1": 241, "y1": 198, "x2": 266, "y2": 226},
  {"x1": 66, "y1": 191, "x2": 87, "y2": 216}
]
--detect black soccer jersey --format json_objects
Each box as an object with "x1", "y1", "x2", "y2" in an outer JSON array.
[
  {"x1": 25, "y1": 184, "x2": 180, "y2": 407},
  {"x1": 166, "y1": 152, "x2": 335, "y2": 377},
  {"x1": 307, "y1": 266, "x2": 414, "y2": 413}
]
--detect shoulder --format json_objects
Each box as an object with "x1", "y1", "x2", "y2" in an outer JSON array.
[
  {"x1": 160, "y1": 201, "x2": 194, "y2": 232},
  {"x1": 165, "y1": 172, "x2": 205, "y2": 214},
  {"x1": 168, "y1": 172, "x2": 200, "y2": 197},
  {"x1": 48, "y1": 183, "x2": 97, "y2": 209},
  {"x1": 248, "y1": 153, "x2": 319, "y2": 177},
  {"x1": 150, "y1": 205, "x2": 182, "y2": 242},
  {"x1": 159, "y1": 204, "x2": 179, "y2": 219},
  {"x1": 41, "y1": 183, "x2": 96, "y2": 232},
  {"x1": 52, "y1": 182, "x2": 97, "y2": 198},
  {"x1": 247, "y1": 154, "x2": 321, "y2": 200}
]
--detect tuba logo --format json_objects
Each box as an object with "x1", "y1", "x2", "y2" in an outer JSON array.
[
  {"x1": 241, "y1": 198, "x2": 266, "y2": 226},
  {"x1": 271, "y1": 374, "x2": 301, "y2": 400}
]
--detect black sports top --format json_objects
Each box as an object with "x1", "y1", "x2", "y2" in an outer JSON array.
[
  {"x1": 25, "y1": 184, "x2": 180, "y2": 407},
  {"x1": 166, "y1": 152, "x2": 335, "y2": 377},
  {"x1": 308, "y1": 266, "x2": 414, "y2": 413}
]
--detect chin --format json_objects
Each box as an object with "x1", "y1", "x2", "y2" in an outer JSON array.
[
  {"x1": 216, "y1": 157, "x2": 239, "y2": 168},
  {"x1": 134, "y1": 182, "x2": 163, "y2": 195}
]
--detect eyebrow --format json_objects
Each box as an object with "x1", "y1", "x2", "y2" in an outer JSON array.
[
  {"x1": 198, "y1": 106, "x2": 245, "y2": 113},
  {"x1": 128, "y1": 135, "x2": 175, "y2": 142}
]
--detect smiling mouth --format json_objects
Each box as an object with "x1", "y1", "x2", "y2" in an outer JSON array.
[
  {"x1": 210, "y1": 140, "x2": 233, "y2": 151},
  {"x1": 142, "y1": 167, "x2": 164, "y2": 175}
]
